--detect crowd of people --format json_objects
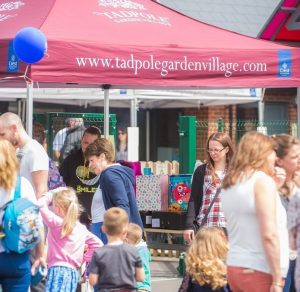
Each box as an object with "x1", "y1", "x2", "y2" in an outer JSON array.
[{"x1": 0, "y1": 111, "x2": 300, "y2": 292}]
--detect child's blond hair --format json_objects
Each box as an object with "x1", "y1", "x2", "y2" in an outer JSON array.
[
  {"x1": 53, "y1": 187, "x2": 82, "y2": 238},
  {"x1": 126, "y1": 223, "x2": 143, "y2": 245},
  {"x1": 103, "y1": 207, "x2": 129, "y2": 236},
  {"x1": 185, "y1": 227, "x2": 228, "y2": 290}
]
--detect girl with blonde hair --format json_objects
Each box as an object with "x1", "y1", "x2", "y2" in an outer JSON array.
[
  {"x1": 221, "y1": 132, "x2": 289, "y2": 292},
  {"x1": 185, "y1": 227, "x2": 229, "y2": 292},
  {"x1": 37, "y1": 187, "x2": 103, "y2": 292}
]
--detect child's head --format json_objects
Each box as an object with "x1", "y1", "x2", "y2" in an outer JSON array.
[
  {"x1": 126, "y1": 223, "x2": 142, "y2": 245},
  {"x1": 185, "y1": 227, "x2": 228, "y2": 290},
  {"x1": 103, "y1": 207, "x2": 129, "y2": 238},
  {"x1": 52, "y1": 187, "x2": 82, "y2": 237}
]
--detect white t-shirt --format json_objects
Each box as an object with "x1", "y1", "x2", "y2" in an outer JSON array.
[
  {"x1": 221, "y1": 171, "x2": 289, "y2": 277},
  {"x1": 17, "y1": 138, "x2": 49, "y2": 187},
  {"x1": 0, "y1": 177, "x2": 36, "y2": 252},
  {"x1": 91, "y1": 186, "x2": 106, "y2": 223},
  {"x1": 52, "y1": 127, "x2": 68, "y2": 151}
]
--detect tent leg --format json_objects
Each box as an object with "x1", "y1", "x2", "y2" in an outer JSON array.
[
  {"x1": 103, "y1": 86, "x2": 110, "y2": 138},
  {"x1": 146, "y1": 110, "x2": 150, "y2": 161},
  {"x1": 130, "y1": 97, "x2": 137, "y2": 127},
  {"x1": 297, "y1": 87, "x2": 300, "y2": 139},
  {"x1": 258, "y1": 100, "x2": 264, "y2": 125},
  {"x1": 26, "y1": 82, "x2": 33, "y2": 137}
]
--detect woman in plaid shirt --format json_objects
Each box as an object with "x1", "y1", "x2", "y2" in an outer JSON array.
[{"x1": 184, "y1": 132, "x2": 234, "y2": 245}]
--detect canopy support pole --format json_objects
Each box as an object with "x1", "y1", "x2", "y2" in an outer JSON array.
[
  {"x1": 26, "y1": 82, "x2": 33, "y2": 137},
  {"x1": 130, "y1": 96, "x2": 137, "y2": 127},
  {"x1": 258, "y1": 101, "x2": 264, "y2": 125},
  {"x1": 103, "y1": 85, "x2": 110, "y2": 138},
  {"x1": 297, "y1": 87, "x2": 300, "y2": 138},
  {"x1": 146, "y1": 110, "x2": 150, "y2": 161}
]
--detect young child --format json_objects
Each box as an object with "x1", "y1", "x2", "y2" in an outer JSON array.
[
  {"x1": 126, "y1": 223, "x2": 152, "y2": 292},
  {"x1": 89, "y1": 207, "x2": 145, "y2": 291},
  {"x1": 35, "y1": 187, "x2": 103, "y2": 292},
  {"x1": 185, "y1": 227, "x2": 230, "y2": 292}
]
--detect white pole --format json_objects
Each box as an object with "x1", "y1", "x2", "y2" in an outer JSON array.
[
  {"x1": 146, "y1": 110, "x2": 150, "y2": 161},
  {"x1": 130, "y1": 97, "x2": 137, "y2": 127},
  {"x1": 26, "y1": 82, "x2": 33, "y2": 137},
  {"x1": 104, "y1": 87, "x2": 110, "y2": 138}
]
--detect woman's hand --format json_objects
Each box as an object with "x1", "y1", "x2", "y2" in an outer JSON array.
[
  {"x1": 273, "y1": 167, "x2": 286, "y2": 190},
  {"x1": 183, "y1": 229, "x2": 194, "y2": 245},
  {"x1": 270, "y1": 284, "x2": 283, "y2": 292}
]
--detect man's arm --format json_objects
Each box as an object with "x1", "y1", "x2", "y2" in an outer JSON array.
[
  {"x1": 31, "y1": 170, "x2": 48, "y2": 198},
  {"x1": 53, "y1": 150, "x2": 61, "y2": 161},
  {"x1": 89, "y1": 273, "x2": 99, "y2": 286}
]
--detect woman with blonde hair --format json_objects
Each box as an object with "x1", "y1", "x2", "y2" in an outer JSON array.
[
  {"x1": 184, "y1": 132, "x2": 234, "y2": 245},
  {"x1": 37, "y1": 187, "x2": 103, "y2": 292},
  {"x1": 0, "y1": 139, "x2": 45, "y2": 292},
  {"x1": 185, "y1": 227, "x2": 229, "y2": 292},
  {"x1": 221, "y1": 132, "x2": 289, "y2": 292}
]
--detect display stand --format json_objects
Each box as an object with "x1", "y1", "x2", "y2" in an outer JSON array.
[{"x1": 143, "y1": 228, "x2": 186, "y2": 259}]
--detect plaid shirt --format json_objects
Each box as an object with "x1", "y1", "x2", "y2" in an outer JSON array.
[{"x1": 196, "y1": 166, "x2": 226, "y2": 228}]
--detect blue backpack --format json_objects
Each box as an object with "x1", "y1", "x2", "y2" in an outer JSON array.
[{"x1": 0, "y1": 177, "x2": 42, "y2": 253}]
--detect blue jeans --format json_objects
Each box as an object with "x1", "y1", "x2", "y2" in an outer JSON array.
[
  {"x1": 91, "y1": 222, "x2": 107, "y2": 244},
  {"x1": 284, "y1": 259, "x2": 296, "y2": 292},
  {"x1": 0, "y1": 251, "x2": 31, "y2": 292}
]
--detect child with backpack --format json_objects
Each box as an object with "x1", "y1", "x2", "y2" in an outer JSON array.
[
  {"x1": 184, "y1": 227, "x2": 230, "y2": 292},
  {"x1": 36, "y1": 187, "x2": 103, "y2": 292}
]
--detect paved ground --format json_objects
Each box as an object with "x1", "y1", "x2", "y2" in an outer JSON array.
[{"x1": 150, "y1": 258, "x2": 182, "y2": 292}]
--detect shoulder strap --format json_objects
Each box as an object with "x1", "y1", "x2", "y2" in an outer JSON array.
[
  {"x1": 0, "y1": 177, "x2": 21, "y2": 212},
  {"x1": 199, "y1": 187, "x2": 221, "y2": 228},
  {"x1": 13, "y1": 176, "x2": 21, "y2": 200}
]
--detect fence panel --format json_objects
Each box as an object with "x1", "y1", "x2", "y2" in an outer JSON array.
[
  {"x1": 195, "y1": 119, "x2": 297, "y2": 161},
  {"x1": 33, "y1": 112, "x2": 116, "y2": 159}
]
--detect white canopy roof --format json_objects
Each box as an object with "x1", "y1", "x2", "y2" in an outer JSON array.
[{"x1": 0, "y1": 88, "x2": 262, "y2": 109}]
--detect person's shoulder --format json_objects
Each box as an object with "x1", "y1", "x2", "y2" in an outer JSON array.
[
  {"x1": 20, "y1": 177, "x2": 36, "y2": 202},
  {"x1": 94, "y1": 244, "x2": 110, "y2": 256},
  {"x1": 61, "y1": 149, "x2": 83, "y2": 163},
  {"x1": 123, "y1": 243, "x2": 140, "y2": 254},
  {"x1": 290, "y1": 190, "x2": 300, "y2": 204},
  {"x1": 254, "y1": 170, "x2": 274, "y2": 184}
]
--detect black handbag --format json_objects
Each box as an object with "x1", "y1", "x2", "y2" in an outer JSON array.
[{"x1": 192, "y1": 187, "x2": 221, "y2": 233}]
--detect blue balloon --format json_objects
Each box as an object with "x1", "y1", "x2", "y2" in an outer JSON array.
[{"x1": 13, "y1": 27, "x2": 47, "y2": 64}]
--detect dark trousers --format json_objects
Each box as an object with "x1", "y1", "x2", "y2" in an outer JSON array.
[{"x1": 0, "y1": 251, "x2": 31, "y2": 292}]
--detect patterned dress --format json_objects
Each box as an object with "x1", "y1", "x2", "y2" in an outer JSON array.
[
  {"x1": 196, "y1": 167, "x2": 226, "y2": 228},
  {"x1": 287, "y1": 190, "x2": 300, "y2": 291}
]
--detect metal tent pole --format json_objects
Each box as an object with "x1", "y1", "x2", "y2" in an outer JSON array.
[
  {"x1": 103, "y1": 85, "x2": 110, "y2": 138},
  {"x1": 26, "y1": 82, "x2": 33, "y2": 137}
]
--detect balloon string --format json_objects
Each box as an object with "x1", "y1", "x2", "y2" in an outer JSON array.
[{"x1": 0, "y1": 65, "x2": 33, "y2": 85}]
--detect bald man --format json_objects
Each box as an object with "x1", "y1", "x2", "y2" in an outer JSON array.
[{"x1": 0, "y1": 112, "x2": 49, "y2": 198}]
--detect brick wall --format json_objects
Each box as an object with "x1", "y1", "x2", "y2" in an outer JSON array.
[
  {"x1": 184, "y1": 105, "x2": 237, "y2": 161},
  {"x1": 182, "y1": 88, "x2": 298, "y2": 161}
]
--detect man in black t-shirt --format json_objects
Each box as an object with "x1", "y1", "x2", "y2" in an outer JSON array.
[{"x1": 59, "y1": 126, "x2": 101, "y2": 226}]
